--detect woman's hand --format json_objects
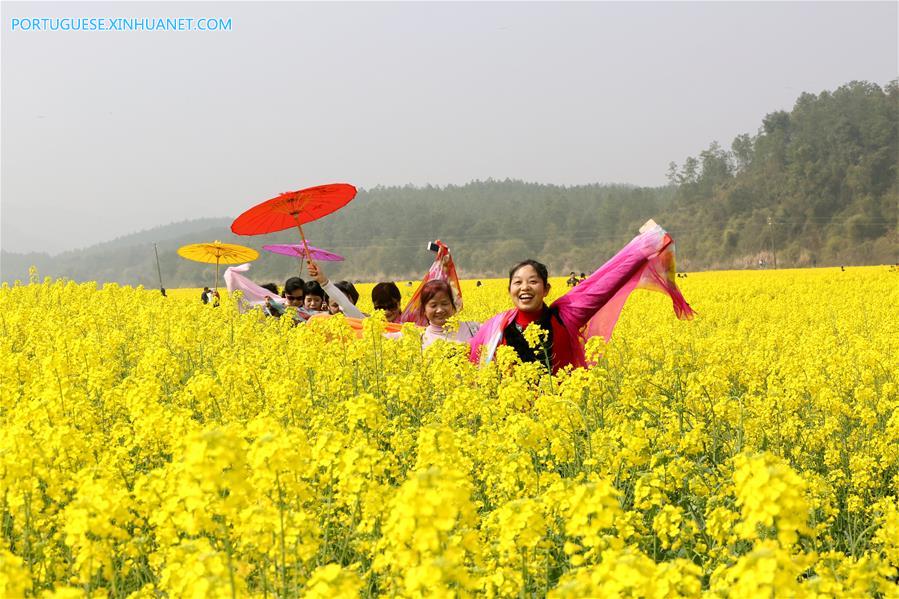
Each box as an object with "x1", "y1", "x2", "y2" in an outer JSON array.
[{"x1": 306, "y1": 261, "x2": 328, "y2": 285}]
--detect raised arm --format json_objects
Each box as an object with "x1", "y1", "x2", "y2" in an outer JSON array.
[
  {"x1": 322, "y1": 280, "x2": 366, "y2": 319},
  {"x1": 307, "y1": 262, "x2": 366, "y2": 319},
  {"x1": 551, "y1": 223, "x2": 671, "y2": 331}
]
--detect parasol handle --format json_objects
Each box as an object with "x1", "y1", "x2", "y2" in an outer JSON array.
[{"x1": 291, "y1": 214, "x2": 315, "y2": 268}]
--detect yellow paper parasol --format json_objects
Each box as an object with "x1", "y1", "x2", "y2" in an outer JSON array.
[{"x1": 177, "y1": 240, "x2": 259, "y2": 291}]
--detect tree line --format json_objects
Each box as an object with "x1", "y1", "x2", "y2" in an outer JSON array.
[{"x1": 663, "y1": 80, "x2": 897, "y2": 269}]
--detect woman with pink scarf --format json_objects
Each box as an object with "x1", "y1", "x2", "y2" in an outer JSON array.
[{"x1": 468, "y1": 220, "x2": 694, "y2": 373}]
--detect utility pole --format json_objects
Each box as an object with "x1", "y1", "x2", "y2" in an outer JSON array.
[
  {"x1": 767, "y1": 216, "x2": 777, "y2": 270},
  {"x1": 153, "y1": 243, "x2": 165, "y2": 293}
]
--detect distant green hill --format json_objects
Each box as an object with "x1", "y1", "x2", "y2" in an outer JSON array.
[
  {"x1": 3, "y1": 80, "x2": 895, "y2": 287},
  {"x1": 662, "y1": 80, "x2": 897, "y2": 269},
  {"x1": 2, "y1": 183, "x2": 674, "y2": 286}
]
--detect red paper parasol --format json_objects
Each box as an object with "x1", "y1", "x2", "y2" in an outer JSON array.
[{"x1": 231, "y1": 183, "x2": 356, "y2": 263}]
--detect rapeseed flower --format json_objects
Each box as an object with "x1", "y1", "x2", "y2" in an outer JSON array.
[{"x1": 0, "y1": 267, "x2": 896, "y2": 595}]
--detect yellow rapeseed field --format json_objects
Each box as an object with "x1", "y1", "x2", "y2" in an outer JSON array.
[{"x1": 1, "y1": 267, "x2": 897, "y2": 597}]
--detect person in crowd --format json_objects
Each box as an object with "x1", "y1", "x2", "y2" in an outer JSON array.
[
  {"x1": 414, "y1": 280, "x2": 479, "y2": 348},
  {"x1": 566, "y1": 272, "x2": 579, "y2": 287},
  {"x1": 371, "y1": 282, "x2": 403, "y2": 323},
  {"x1": 282, "y1": 277, "x2": 305, "y2": 309},
  {"x1": 201, "y1": 286, "x2": 211, "y2": 304},
  {"x1": 211, "y1": 290, "x2": 221, "y2": 307},
  {"x1": 258, "y1": 283, "x2": 284, "y2": 317},
  {"x1": 329, "y1": 282, "x2": 361, "y2": 315},
  {"x1": 303, "y1": 281, "x2": 327, "y2": 313},
  {"x1": 468, "y1": 221, "x2": 694, "y2": 373},
  {"x1": 483, "y1": 259, "x2": 568, "y2": 370},
  {"x1": 305, "y1": 262, "x2": 366, "y2": 318}
]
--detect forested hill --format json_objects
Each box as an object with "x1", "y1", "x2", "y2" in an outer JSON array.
[
  {"x1": 662, "y1": 80, "x2": 897, "y2": 269},
  {"x1": 1, "y1": 183, "x2": 675, "y2": 286},
  {"x1": 2, "y1": 80, "x2": 895, "y2": 287}
]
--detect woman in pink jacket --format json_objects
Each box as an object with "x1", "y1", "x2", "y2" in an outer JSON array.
[{"x1": 468, "y1": 221, "x2": 694, "y2": 373}]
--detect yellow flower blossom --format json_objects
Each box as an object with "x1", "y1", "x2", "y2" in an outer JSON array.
[{"x1": 0, "y1": 267, "x2": 896, "y2": 595}]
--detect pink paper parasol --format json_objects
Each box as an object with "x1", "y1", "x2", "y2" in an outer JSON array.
[{"x1": 263, "y1": 244, "x2": 345, "y2": 262}]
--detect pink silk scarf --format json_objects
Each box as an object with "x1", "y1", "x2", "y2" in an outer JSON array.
[
  {"x1": 223, "y1": 263, "x2": 286, "y2": 313},
  {"x1": 400, "y1": 240, "x2": 464, "y2": 327},
  {"x1": 468, "y1": 221, "x2": 694, "y2": 369}
]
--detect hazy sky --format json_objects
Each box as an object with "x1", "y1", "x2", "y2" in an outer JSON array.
[{"x1": 1, "y1": 1, "x2": 896, "y2": 254}]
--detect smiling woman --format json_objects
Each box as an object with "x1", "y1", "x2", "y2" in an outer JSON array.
[
  {"x1": 417, "y1": 280, "x2": 480, "y2": 348},
  {"x1": 502, "y1": 259, "x2": 571, "y2": 369},
  {"x1": 468, "y1": 221, "x2": 694, "y2": 373}
]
